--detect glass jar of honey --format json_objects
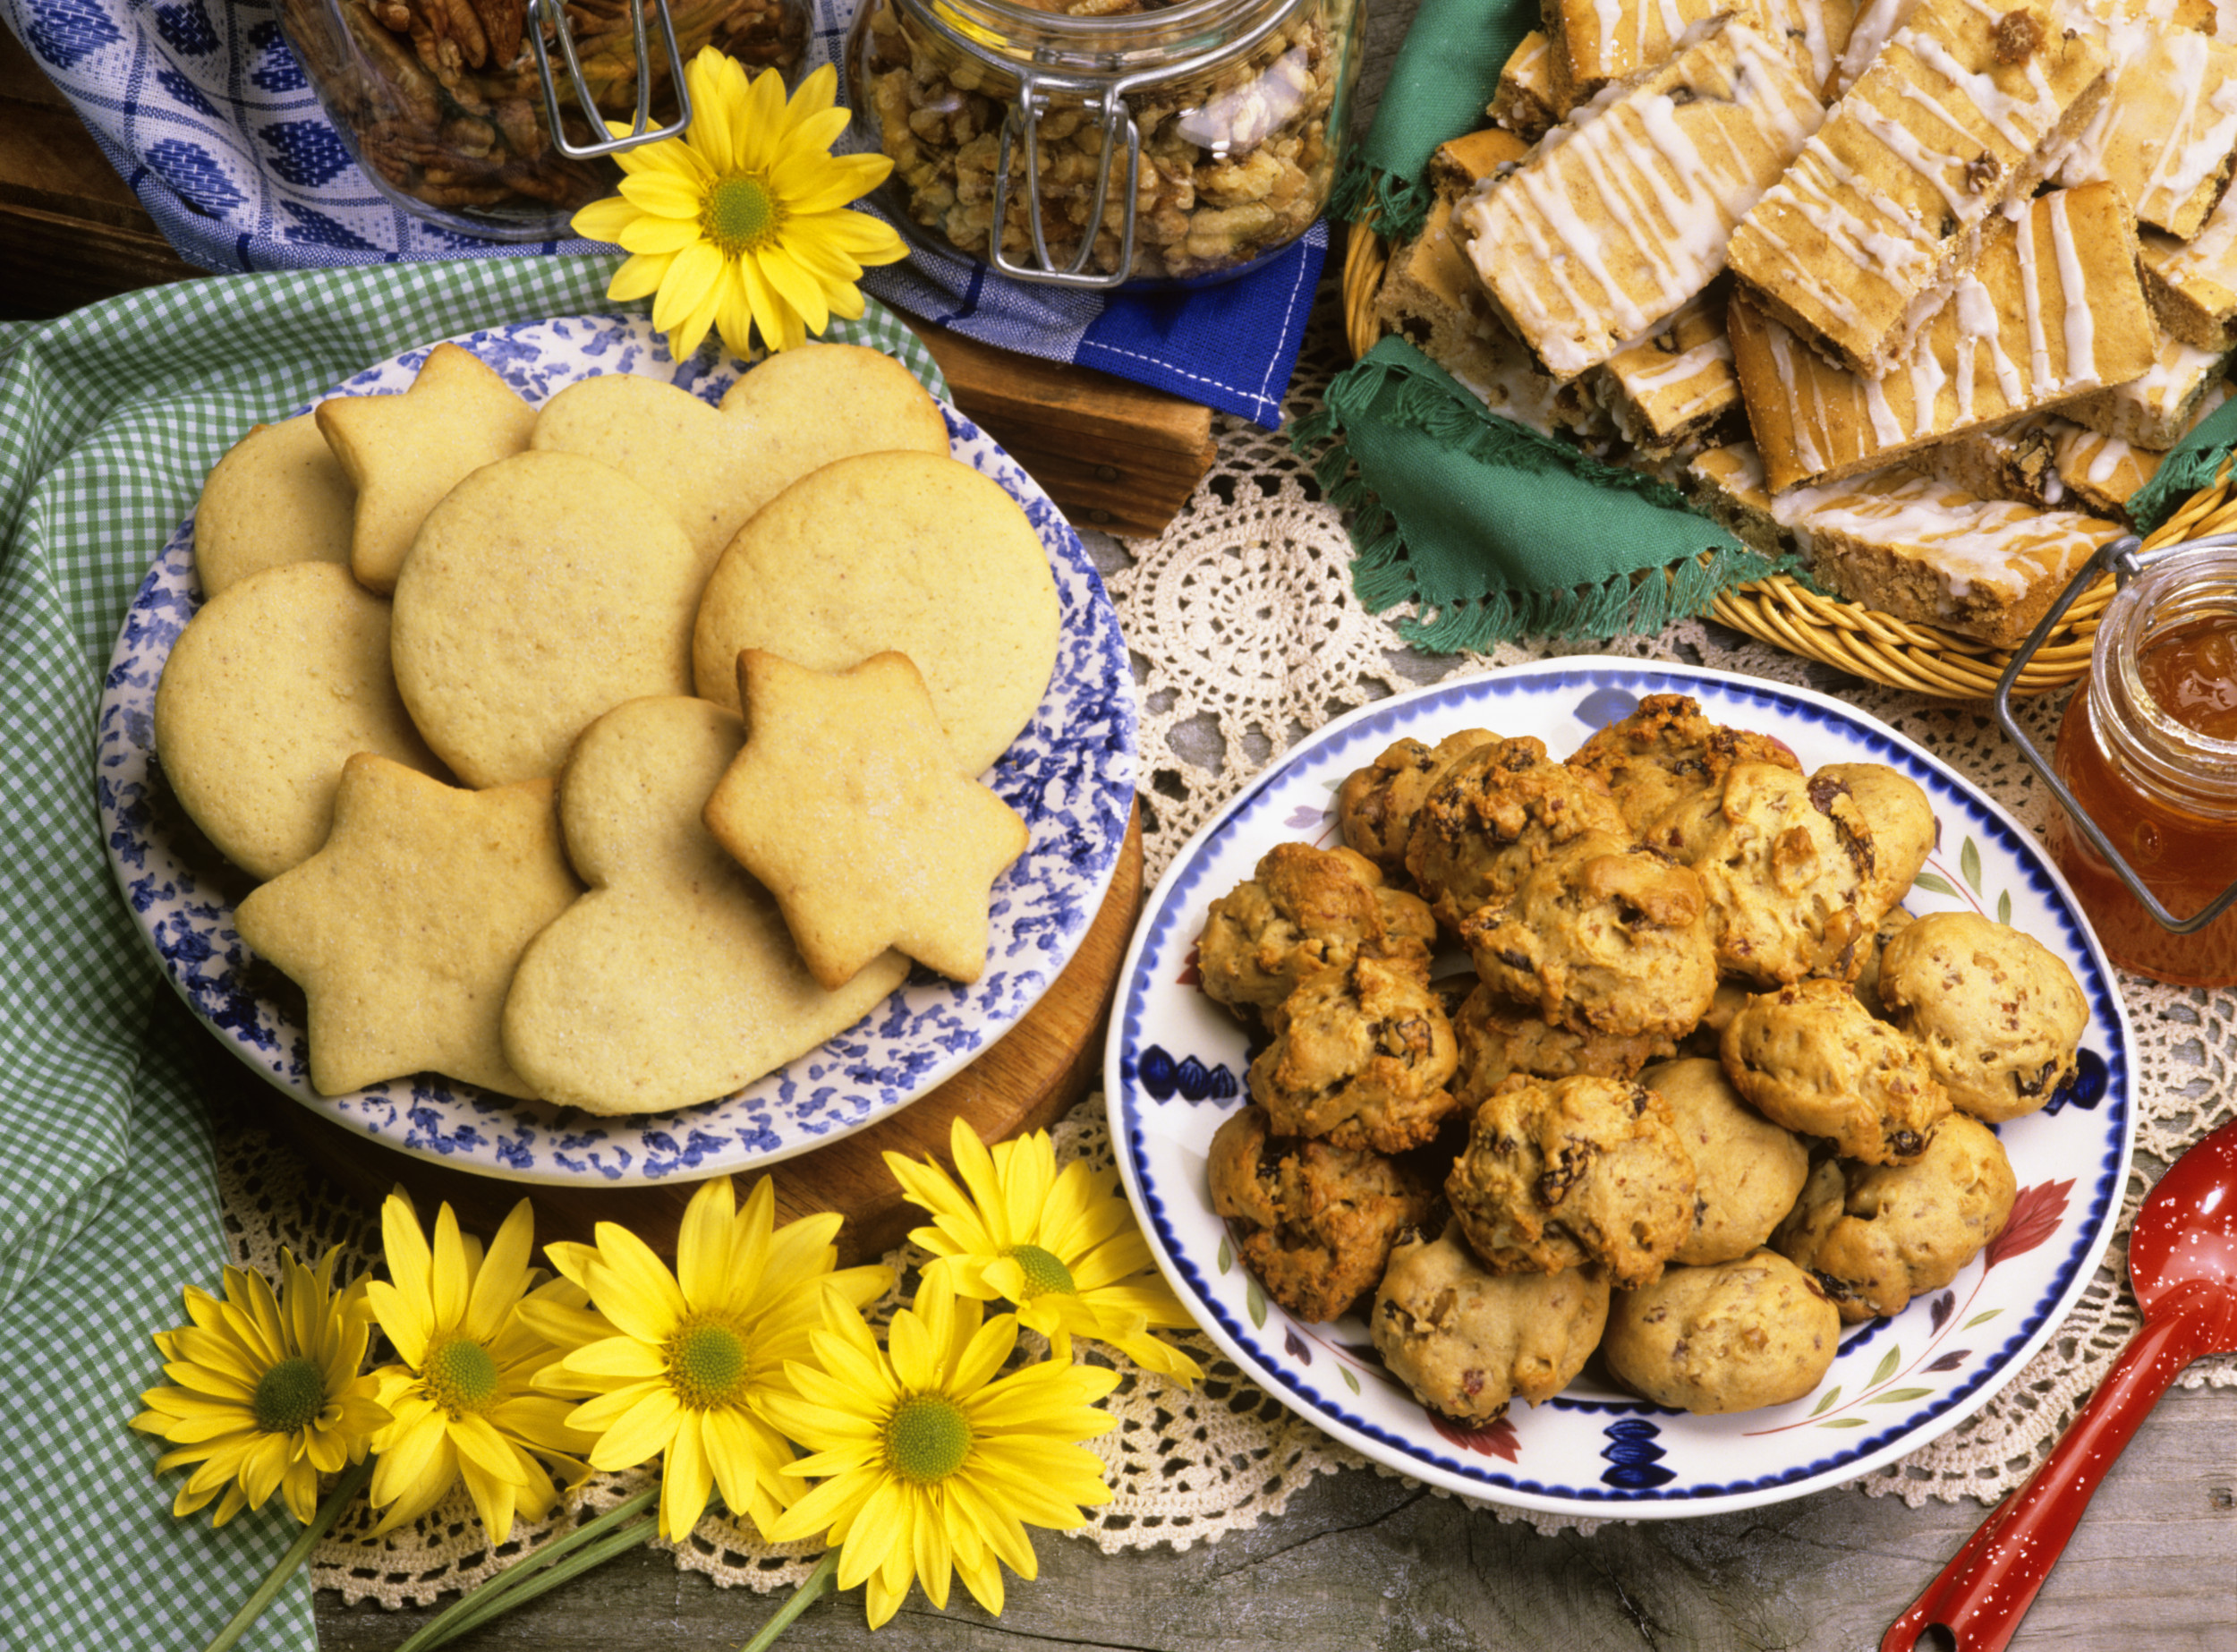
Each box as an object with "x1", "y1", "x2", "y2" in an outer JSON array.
[{"x1": 2046, "y1": 544, "x2": 2237, "y2": 985}]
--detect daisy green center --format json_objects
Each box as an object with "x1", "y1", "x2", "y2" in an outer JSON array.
[
  {"x1": 421, "y1": 1334, "x2": 501, "y2": 1418},
  {"x1": 1007, "y1": 1243, "x2": 1076, "y2": 1299},
  {"x1": 251, "y1": 1355, "x2": 327, "y2": 1435},
  {"x1": 702, "y1": 175, "x2": 783, "y2": 259},
  {"x1": 885, "y1": 1392, "x2": 973, "y2": 1485},
  {"x1": 668, "y1": 1321, "x2": 751, "y2": 1409}
]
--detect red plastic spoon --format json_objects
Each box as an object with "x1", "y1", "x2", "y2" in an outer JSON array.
[{"x1": 1884, "y1": 1114, "x2": 2237, "y2": 1652}]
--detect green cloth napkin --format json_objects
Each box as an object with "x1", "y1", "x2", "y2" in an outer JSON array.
[
  {"x1": 0, "y1": 256, "x2": 937, "y2": 1651},
  {"x1": 1306, "y1": 0, "x2": 1792, "y2": 653},
  {"x1": 1296, "y1": 337, "x2": 1788, "y2": 651},
  {"x1": 1330, "y1": 0, "x2": 1528, "y2": 243},
  {"x1": 2128, "y1": 390, "x2": 2237, "y2": 531}
]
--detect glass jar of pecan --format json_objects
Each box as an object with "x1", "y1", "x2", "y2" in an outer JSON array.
[
  {"x1": 847, "y1": 0, "x2": 1361, "y2": 287},
  {"x1": 276, "y1": 0, "x2": 811, "y2": 238}
]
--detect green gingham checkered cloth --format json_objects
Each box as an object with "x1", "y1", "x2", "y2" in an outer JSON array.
[{"x1": 0, "y1": 256, "x2": 940, "y2": 1652}]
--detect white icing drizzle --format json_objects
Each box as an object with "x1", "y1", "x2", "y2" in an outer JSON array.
[
  {"x1": 1844, "y1": 96, "x2": 1975, "y2": 217},
  {"x1": 2046, "y1": 192, "x2": 2097, "y2": 384},
  {"x1": 2013, "y1": 201, "x2": 2053, "y2": 392},
  {"x1": 1762, "y1": 322, "x2": 1833, "y2": 473},
  {"x1": 1953, "y1": 270, "x2": 2023, "y2": 406},
  {"x1": 1834, "y1": 0, "x2": 1921, "y2": 94},
  {"x1": 1861, "y1": 373, "x2": 1910, "y2": 442},
  {"x1": 1902, "y1": 30, "x2": 2058, "y2": 154},
  {"x1": 1624, "y1": 332, "x2": 1737, "y2": 392}
]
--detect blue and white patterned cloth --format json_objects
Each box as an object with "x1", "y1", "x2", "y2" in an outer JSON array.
[{"x1": 2, "y1": 0, "x2": 1324, "y2": 425}]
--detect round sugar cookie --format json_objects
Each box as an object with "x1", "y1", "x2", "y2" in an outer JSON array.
[
  {"x1": 193, "y1": 413, "x2": 356, "y2": 599},
  {"x1": 390, "y1": 449, "x2": 700, "y2": 788},
  {"x1": 502, "y1": 696, "x2": 908, "y2": 1114},
  {"x1": 691, "y1": 450, "x2": 1060, "y2": 776},
  {"x1": 531, "y1": 343, "x2": 948, "y2": 574},
  {"x1": 152, "y1": 561, "x2": 445, "y2": 881}
]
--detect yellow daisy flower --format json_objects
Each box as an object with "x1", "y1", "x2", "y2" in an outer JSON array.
[
  {"x1": 571, "y1": 48, "x2": 907, "y2": 360},
  {"x1": 362, "y1": 1194, "x2": 592, "y2": 1545},
  {"x1": 522, "y1": 1174, "x2": 891, "y2": 1541},
  {"x1": 885, "y1": 1119, "x2": 1204, "y2": 1381},
  {"x1": 761, "y1": 1270, "x2": 1119, "y2": 1628},
  {"x1": 130, "y1": 1247, "x2": 387, "y2": 1526}
]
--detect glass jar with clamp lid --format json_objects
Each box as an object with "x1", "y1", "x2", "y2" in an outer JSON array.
[{"x1": 846, "y1": 0, "x2": 1362, "y2": 288}]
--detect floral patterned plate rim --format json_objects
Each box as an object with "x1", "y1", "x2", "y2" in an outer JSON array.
[
  {"x1": 1107, "y1": 659, "x2": 2132, "y2": 1518},
  {"x1": 97, "y1": 312, "x2": 1136, "y2": 1188}
]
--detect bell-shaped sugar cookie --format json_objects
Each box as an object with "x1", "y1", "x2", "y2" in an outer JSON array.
[{"x1": 501, "y1": 696, "x2": 907, "y2": 1114}]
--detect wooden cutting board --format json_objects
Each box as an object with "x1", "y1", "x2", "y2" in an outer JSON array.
[
  {"x1": 0, "y1": 32, "x2": 1215, "y2": 537},
  {"x1": 228, "y1": 807, "x2": 1142, "y2": 1265}
]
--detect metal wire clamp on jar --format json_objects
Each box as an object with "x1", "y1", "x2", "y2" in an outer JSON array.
[
  {"x1": 849, "y1": 0, "x2": 1359, "y2": 288},
  {"x1": 1995, "y1": 534, "x2": 2237, "y2": 986}
]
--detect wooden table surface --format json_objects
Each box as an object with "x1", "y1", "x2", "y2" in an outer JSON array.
[{"x1": 13, "y1": 2, "x2": 2237, "y2": 1647}]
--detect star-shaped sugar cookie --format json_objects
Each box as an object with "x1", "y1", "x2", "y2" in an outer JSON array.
[
  {"x1": 702, "y1": 651, "x2": 1030, "y2": 990},
  {"x1": 235, "y1": 753, "x2": 583, "y2": 1098},
  {"x1": 315, "y1": 341, "x2": 537, "y2": 593}
]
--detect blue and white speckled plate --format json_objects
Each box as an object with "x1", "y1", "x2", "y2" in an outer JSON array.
[
  {"x1": 1109, "y1": 660, "x2": 2132, "y2": 1519},
  {"x1": 98, "y1": 314, "x2": 1135, "y2": 1187}
]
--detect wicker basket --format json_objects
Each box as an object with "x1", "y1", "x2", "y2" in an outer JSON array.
[{"x1": 1336, "y1": 223, "x2": 2237, "y2": 700}]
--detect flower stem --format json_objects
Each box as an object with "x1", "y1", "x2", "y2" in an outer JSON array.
[
  {"x1": 391, "y1": 1488, "x2": 658, "y2": 1652},
  {"x1": 738, "y1": 1552, "x2": 839, "y2": 1652},
  {"x1": 200, "y1": 1456, "x2": 375, "y2": 1652}
]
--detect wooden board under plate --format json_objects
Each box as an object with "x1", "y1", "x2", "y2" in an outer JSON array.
[{"x1": 230, "y1": 807, "x2": 1142, "y2": 1265}]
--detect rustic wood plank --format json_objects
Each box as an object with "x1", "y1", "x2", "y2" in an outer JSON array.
[
  {"x1": 311, "y1": 1381, "x2": 2237, "y2": 1649},
  {"x1": 902, "y1": 320, "x2": 1217, "y2": 536}
]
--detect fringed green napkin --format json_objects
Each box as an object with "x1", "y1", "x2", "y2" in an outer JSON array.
[
  {"x1": 2128, "y1": 392, "x2": 2237, "y2": 531},
  {"x1": 1294, "y1": 338, "x2": 1789, "y2": 651},
  {"x1": 1326, "y1": 0, "x2": 1527, "y2": 244}
]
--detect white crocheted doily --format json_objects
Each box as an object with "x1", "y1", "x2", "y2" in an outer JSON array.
[{"x1": 212, "y1": 292, "x2": 2233, "y2": 1605}]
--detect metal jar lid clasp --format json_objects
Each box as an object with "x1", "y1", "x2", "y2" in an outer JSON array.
[{"x1": 1993, "y1": 531, "x2": 2237, "y2": 937}]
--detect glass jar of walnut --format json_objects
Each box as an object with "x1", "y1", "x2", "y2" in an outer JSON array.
[
  {"x1": 846, "y1": 0, "x2": 1361, "y2": 287},
  {"x1": 276, "y1": 0, "x2": 810, "y2": 238}
]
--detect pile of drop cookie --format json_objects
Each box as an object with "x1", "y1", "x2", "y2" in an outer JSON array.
[
  {"x1": 1198, "y1": 694, "x2": 2088, "y2": 1418},
  {"x1": 153, "y1": 340, "x2": 1055, "y2": 1115}
]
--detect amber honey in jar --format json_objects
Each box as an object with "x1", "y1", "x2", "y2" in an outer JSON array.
[{"x1": 2046, "y1": 545, "x2": 2237, "y2": 985}]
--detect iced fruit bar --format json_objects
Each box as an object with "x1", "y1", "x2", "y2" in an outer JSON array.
[
  {"x1": 1752, "y1": 0, "x2": 1866, "y2": 97},
  {"x1": 2052, "y1": 381, "x2": 2231, "y2": 517},
  {"x1": 1684, "y1": 440, "x2": 1790, "y2": 553},
  {"x1": 1544, "y1": 0, "x2": 1744, "y2": 104},
  {"x1": 1456, "y1": 16, "x2": 1825, "y2": 382},
  {"x1": 1770, "y1": 465, "x2": 2120, "y2": 644},
  {"x1": 1909, "y1": 418, "x2": 2063, "y2": 504},
  {"x1": 1376, "y1": 193, "x2": 1607, "y2": 440},
  {"x1": 2051, "y1": 10, "x2": 2237, "y2": 240},
  {"x1": 1592, "y1": 288, "x2": 1741, "y2": 456},
  {"x1": 2142, "y1": 197, "x2": 2237, "y2": 351},
  {"x1": 1730, "y1": 183, "x2": 2156, "y2": 490},
  {"x1": 1727, "y1": 0, "x2": 2111, "y2": 375},
  {"x1": 1491, "y1": 30, "x2": 1564, "y2": 141},
  {"x1": 2061, "y1": 332, "x2": 2233, "y2": 447}
]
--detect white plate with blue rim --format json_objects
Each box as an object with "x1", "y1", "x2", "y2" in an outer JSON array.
[
  {"x1": 96, "y1": 313, "x2": 1136, "y2": 1187},
  {"x1": 1107, "y1": 658, "x2": 2131, "y2": 1518}
]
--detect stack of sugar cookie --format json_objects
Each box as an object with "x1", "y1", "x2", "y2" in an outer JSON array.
[
  {"x1": 1375, "y1": 0, "x2": 2237, "y2": 647},
  {"x1": 1199, "y1": 694, "x2": 2088, "y2": 1420},
  {"x1": 153, "y1": 340, "x2": 1058, "y2": 1115}
]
